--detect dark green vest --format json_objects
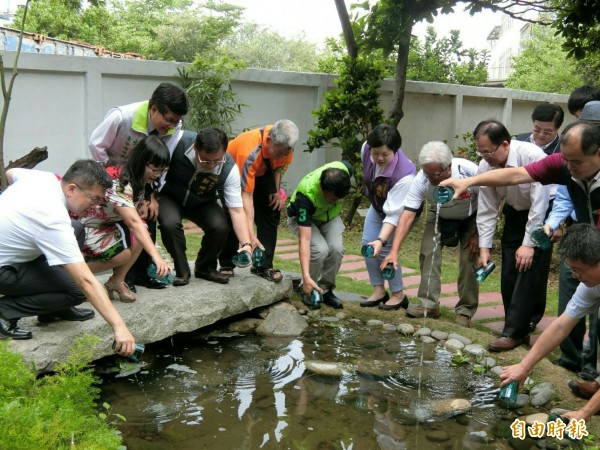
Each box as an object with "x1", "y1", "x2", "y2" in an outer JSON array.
[{"x1": 162, "y1": 131, "x2": 235, "y2": 209}]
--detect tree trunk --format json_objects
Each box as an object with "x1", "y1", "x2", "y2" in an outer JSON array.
[
  {"x1": 343, "y1": 183, "x2": 364, "y2": 226},
  {"x1": 388, "y1": 22, "x2": 413, "y2": 128},
  {"x1": 6, "y1": 146, "x2": 48, "y2": 170},
  {"x1": 334, "y1": 0, "x2": 359, "y2": 59}
]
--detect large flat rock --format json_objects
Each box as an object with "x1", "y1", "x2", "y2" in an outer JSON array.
[{"x1": 8, "y1": 268, "x2": 292, "y2": 373}]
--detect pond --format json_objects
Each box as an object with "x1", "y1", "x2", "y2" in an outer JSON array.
[{"x1": 99, "y1": 320, "x2": 522, "y2": 450}]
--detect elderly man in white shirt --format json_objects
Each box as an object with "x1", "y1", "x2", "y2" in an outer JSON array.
[
  {"x1": 381, "y1": 141, "x2": 480, "y2": 327},
  {"x1": 473, "y1": 120, "x2": 551, "y2": 352}
]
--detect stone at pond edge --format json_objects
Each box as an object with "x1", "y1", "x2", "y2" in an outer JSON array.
[
  {"x1": 445, "y1": 339, "x2": 465, "y2": 351},
  {"x1": 420, "y1": 336, "x2": 437, "y2": 344},
  {"x1": 255, "y1": 308, "x2": 308, "y2": 336},
  {"x1": 515, "y1": 394, "x2": 529, "y2": 408},
  {"x1": 447, "y1": 333, "x2": 472, "y2": 345},
  {"x1": 522, "y1": 412, "x2": 548, "y2": 425},
  {"x1": 382, "y1": 323, "x2": 397, "y2": 331},
  {"x1": 414, "y1": 327, "x2": 431, "y2": 337},
  {"x1": 366, "y1": 319, "x2": 384, "y2": 327},
  {"x1": 429, "y1": 398, "x2": 472, "y2": 418},
  {"x1": 430, "y1": 330, "x2": 448, "y2": 341},
  {"x1": 397, "y1": 323, "x2": 415, "y2": 335},
  {"x1": 227, "y1": 318, "x2": 263, "y2": 333},
  {"x1": 304, "y1": 360, "x2": 347, "y2": 377},
  {"x1": 468, "y1": 431, "x2": 493, "y2": 444},
  {"x1": 464, "y1": 344, "x2": 485, "y2": 357},
  {"x1": 529, "y1": 382, "x2": 554, "y2": 407}
]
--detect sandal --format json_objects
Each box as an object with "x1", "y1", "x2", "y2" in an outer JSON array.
[
  {"x1": 218, "y1": 267, "x2": 235, "y2": 278},
  {"x1": 251, "y1": 267, "x2": 283, "y2": 283}
]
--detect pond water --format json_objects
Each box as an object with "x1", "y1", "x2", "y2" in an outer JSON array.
[{"x1": 99, "y1": 321, "x2": 520, "y2": 450}]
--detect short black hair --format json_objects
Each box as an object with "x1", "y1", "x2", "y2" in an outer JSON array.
[
  {"x1": 320, "y1": 167, "x2": 351, "y2": 198},
  {"x1": 62, "y1": 159, "x2": 112, "y2": 190},
  {"x1": 149, "y1": 82, "x2": 188, "y2": 116},
  {"x1": 560, "y1": 120, "x2": 600, "y2": 156},
  {"x1": 366, "y1": 124, "x2": 402, "y2": 152},
  {"x1": 531, "y1": 103, "x2": 564, "y2": 128},
  {"x1": 195, "y1": 127, "x2": 228, "y2": 154},
  {"x1": 121, "y1": 135, "x2": 170, "y2": 200},
  {"x1": 473, "y1": 120, "x2": 511, "y2": 146},
  {"x1": 559, "y1": 223, "x2": 600, "y2": 266},
  {"x1": 568, "y1": 85, "x2": 600, "y2": 115}
]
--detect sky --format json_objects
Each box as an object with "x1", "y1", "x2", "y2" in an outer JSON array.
[{"x1": 227, "y1": 0, "x2": 500, "y2": 51}]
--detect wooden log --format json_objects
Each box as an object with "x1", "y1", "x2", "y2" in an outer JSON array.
[{"x1": 6, "y1": 146, "x2": 48, "y2": 169}]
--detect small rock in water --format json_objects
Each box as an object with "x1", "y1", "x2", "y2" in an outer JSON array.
[
  {"x1": 414, "y1": 327, "x2": 431, "y2": 337},
  {"x1": 357, "y1": 359, "x2": 402, "y2": 378},
  {"x1": 426, "y1": 429, "x2": 450, "y2": 442},
  {"x1": 515, "y1": 394, "x2": 529, "y2": 408},
  {"x1": 522, "y1": 412, "x2": 548, "y2": 425},
  {"x1": 348, "y1": 318, "x2": 363, "y2": 325},
  {"x1": 445, "y1": 339, "x2": 465, "y2": 352},
  {"x1": 319, "y1": 316, "x2": 341, "y2": 322},
  {"x1": 304, "y1": 360, "x2": 347, "y2": 377},
  {"x1": 447, "y1": 333, "x2": 472, "y2": 345},
  {"x1": 420, "y1": 336, "x2": 437, "y2": 344},
  {"x1": 397, "y1": 323, "x2": 415, "y2": 335},
  {"x1": 490, "y1": 366, "x2": 503, "y2": 377},
  {"x1": 227, "y1": 318, "x2": 263, "y2": 333},
  {"x1": 468, "y1": 431, "x2": 493, "y2": 443},
  {"x1": 166, "y1": 364, "x2": 198, "y2": 374},
  {"x1": 430, "y1": 330, "x2": 448, "y2": 341},
  {"x1": 382, "y1": 323, "x2": 397, "y2": 331},
  {"x1": 479, "y1": 357, "x2": 496, "y2": 368},
  {"x1": 366, "y1": 319, "x2": 384, "y2": 327},
  {"x1": 429, "y1": 398, "x2": 472, "y2": 418}
]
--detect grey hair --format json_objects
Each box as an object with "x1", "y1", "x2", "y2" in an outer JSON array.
[
  {"x1": 418, "y1": 141, "x2": 453, "y2": 169},
  {"x1": 269, "y1": 119, "x2": 299, "y2": 152},
  {"x1": 559, "y1": 223, "x2": 600, "y2": 265}
]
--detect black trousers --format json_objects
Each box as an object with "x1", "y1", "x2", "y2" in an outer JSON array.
[
  {"x1": 124, "y1": 219, "x2": 156, "y2": 284},
  {"x1": 158, "y1": 194, "x2": 229, "y2": 276},
  {"x1": 500, "y1": 205, "x2": 552, "y2": 339},
  {"x1": 220, "y1": 175, "x2": 280, "y2": 269},
  {"x1": 0, "y1": 220, "x2": 86, "y2": 319}
]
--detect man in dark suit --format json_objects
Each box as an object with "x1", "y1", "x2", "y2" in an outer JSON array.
[{"x1": 516, "y1": 103, "x2": 564, "y2": 156}]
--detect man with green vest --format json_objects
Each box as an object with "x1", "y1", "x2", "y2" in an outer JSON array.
[{"x1": 287, "y1": 161, "x2": 352, "y2": 309}]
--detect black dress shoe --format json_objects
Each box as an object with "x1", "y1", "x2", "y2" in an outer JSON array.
[
  {"x1": 38, "y1": 307, "x2": 95, "y2": 323},
  {"x1": 173, "y1": 273, "x2": 190, "y2": 287},
  {"x1": 360, "y1": 292, "x2": 389, "y2": 307},
  {"x1": 378, "y1": 295, "x2": 409, "y2": 311},
  {"x1": 135, "y1": 277, "x2": 167, "y2": 290},
  {"x1": 126, "y1": 281, "x2": 137, "y2": 293},
  {"x1": 323, "y1": 290, "x2": 343, "y2": 309},
  {"x1": 0, "y1": 312, "x2": 32, "y2": 340},
  {"x1": 194, "y1": 268, "x2": 229, "y2": 284},
  {"x1": 551, "y1": 358, "x2": 581, "y2": 374}
]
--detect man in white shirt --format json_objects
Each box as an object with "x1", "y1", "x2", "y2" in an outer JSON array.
[
  {"x1": 501, "y1": 223, "x2": 600, "y2": 421},
  {"x1": 474, "y1": 120, "x2": 551, "y2": 352},
  {"x1": 381, "y1": 141, "x2": 480, "y2": 327},
  {"x1": 0, "y1": 161, "x2": 135, "y2": 355}
]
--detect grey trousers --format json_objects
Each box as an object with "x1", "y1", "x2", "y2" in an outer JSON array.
[
  {"x1": 287, "y1": 215, "x2": 345, "y2": 292},
  {"x1": 417, "y1": 211, "x2": 479, "y2": 317}
]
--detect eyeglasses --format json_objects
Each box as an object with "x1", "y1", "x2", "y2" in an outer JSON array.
[
  {"x1": 532, "y1": 127, "x2": 556, "y2": 137},
  {"x1": 476, "y1": 143, "x2": 502, "y2": 158},
  {"x1": 196, "y1": 154, "x2": 226, "y2": 166},
  {"x1": 160, "y1": 110, "x2": 180, "y2": 126},
  {"x1": 75, "y1": 184, "x2": 104, "y2": 204},
  {"x1": 565, "y1": 261, "x2": 599, "y2": 278},
  {"x1": 423, "y1": 166, "x2": 450, "y2": 179},
  {"x1": 147, "y1": 165, "x2": 167, "y2": 176}
]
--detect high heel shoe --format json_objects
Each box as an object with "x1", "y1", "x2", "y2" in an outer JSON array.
[{"x1": 105, "y1": 280, "x2": 137, "y2": 303}]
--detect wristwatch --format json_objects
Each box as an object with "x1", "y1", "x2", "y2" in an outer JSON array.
[{"x1": 376, "y1": 237, "x2": 387, "y2": 246}]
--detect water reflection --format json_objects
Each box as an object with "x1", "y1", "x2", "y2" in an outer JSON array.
[{"x1": 100, "y1": 323, "x2": 510, "y2": 449}]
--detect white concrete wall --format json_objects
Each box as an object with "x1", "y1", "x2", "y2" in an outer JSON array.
[{"x1": 0, "y1": 52, "x2": 569, "y2": 190}]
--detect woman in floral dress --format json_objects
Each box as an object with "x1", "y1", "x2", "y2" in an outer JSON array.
[{"x1": 81, "y1": 136, "x2": 172, "y2": 302}]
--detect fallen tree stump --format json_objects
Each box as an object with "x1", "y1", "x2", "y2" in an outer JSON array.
[{"x1": 6, "y1": 146, "x2": 48, "y2": 169}]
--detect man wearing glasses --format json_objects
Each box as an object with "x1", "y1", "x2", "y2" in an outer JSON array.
[
  {"x1": 516, "y1": 103, "x2": 564, "y2": 156},
  {"x1": 500, "y1": 223, "x2": 600, "y2": 422},
  {"x1": 469, "y1": 120, "x2": 551, "y2": 352},
  {"x1": 0, "y1": 160, "x2": 136, "y2": 357},
  {"x1": 88, "y1": 83, "x2": 189, "y2": 291},
  {"x1": 380, "y1": 141, "x2": 480, "y2": 327},
  {"x1": 158, "y1": 128, "x2": 253, "y2": 286},
  {"x1": 442, "y1": 120, "x2": 600, "y2": 395}
]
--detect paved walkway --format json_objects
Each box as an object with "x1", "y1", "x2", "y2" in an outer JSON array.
[{"x1": 273, "y1": 238, "x2": 555, "y2": 345}]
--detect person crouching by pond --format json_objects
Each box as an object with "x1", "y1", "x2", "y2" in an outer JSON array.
[
  {"x1": 157, "y1": 128, "x2": 253, "y2": 286},
  {"x1": 287, "y1": 162, "x2": 352, "y2": 309},
  {"x1": 80, "y1": 136, "x2": 173, "y2": 303},
  {"x1": 358, "y1": 124, "x2": 416, "y2": 311}
]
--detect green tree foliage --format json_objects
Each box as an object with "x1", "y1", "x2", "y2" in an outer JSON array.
[
  {"x1": 505, "y1": 23, "x2": 584, "y2": 94},
  {"x1": 0, "y1": 338, "x2": 124, "y2": 449},
  {"x1": 221, "y1": 23, "x2": 323, "y2": 73},
  {"x1": 407, "y1": 27, "x2": 488, "y2": 85}
]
